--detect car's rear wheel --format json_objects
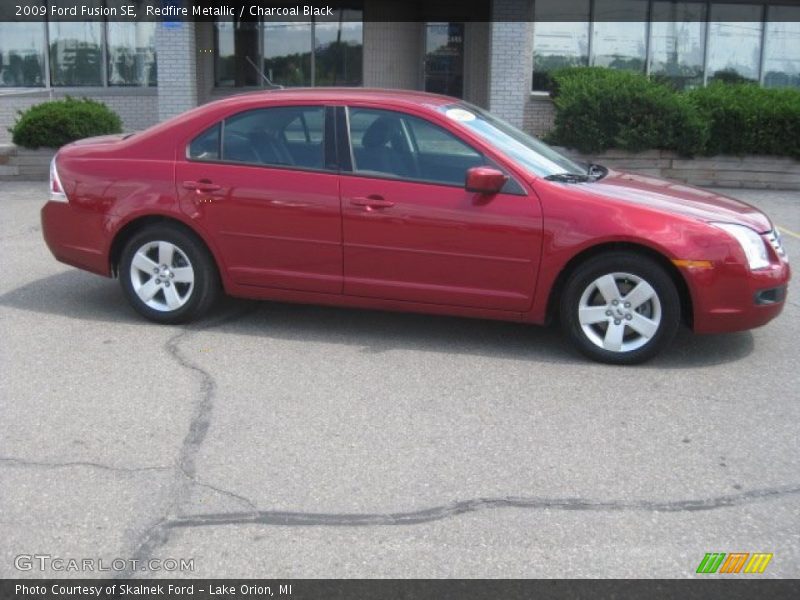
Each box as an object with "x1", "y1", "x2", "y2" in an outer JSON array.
[
  {"x1": 119, "y1": 225, "x2": 219, "y2": 324},
  {"x1": 560, "y1": 252, "x2": 681, "y2": 364}
]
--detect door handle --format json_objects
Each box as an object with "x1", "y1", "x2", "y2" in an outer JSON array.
[
  {"x1": 351, "y1": 196, "x2": 394, "y2": 209},
  {"x1": 183, "y1": 180, "x2": 222, "y2": 193}
]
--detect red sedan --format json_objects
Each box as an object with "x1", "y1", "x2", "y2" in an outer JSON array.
[{"x1": 42, "y1": 89, "x2": 790, "y2": 364}]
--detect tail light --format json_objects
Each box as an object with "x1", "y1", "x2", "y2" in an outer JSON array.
[{"x1": 49, "y1": 156, "x2": 67, "y2": 203}]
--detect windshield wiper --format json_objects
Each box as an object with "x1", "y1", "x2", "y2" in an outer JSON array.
[{"x1": 544, "y1": 172, "x2": 590, "y2": 183}]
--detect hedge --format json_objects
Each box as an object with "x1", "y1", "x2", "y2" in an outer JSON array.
[
  {"x1": 687, "y1": 83, "x2": 800, "y2": 159},
  {"x1": 546, "y1": 67, "x2": 800, "y2": 159},
  {"x1": 10, "y1": 97, "x2": 122, "y2": 149}
]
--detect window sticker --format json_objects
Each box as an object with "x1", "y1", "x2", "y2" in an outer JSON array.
[{"x1": 445, "y1": 108, "x2": 476, "y2": 122}]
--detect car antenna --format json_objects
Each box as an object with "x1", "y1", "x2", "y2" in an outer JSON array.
[{"x1": 245, "y1": 56, "x2": 283, "y2": 90}]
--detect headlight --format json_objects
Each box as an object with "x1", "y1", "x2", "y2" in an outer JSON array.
[{"x1": 712, "y1": 222, "x2": 770, "y2": 270}]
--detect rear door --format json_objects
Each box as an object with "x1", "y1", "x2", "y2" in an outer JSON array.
[
  {"x1": 176, "y1": 105, "x2": 343, "y2": 294},
  {"x1": 340, "y1": 106, "x2": 542, "y2": 311}
]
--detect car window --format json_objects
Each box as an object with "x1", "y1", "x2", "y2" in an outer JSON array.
[
  {"x1": 347, "y1": 107, "x2": 485, "y2": 186},
  {"x1": 187, "y1": 123, "x2": 220, "y2": 161},
  {"x1": 284, "y1": 110, "x2": 323, "y2": 143},
  {"x1": 189, "y1": 106, "x2": 326, "y2": 170}
]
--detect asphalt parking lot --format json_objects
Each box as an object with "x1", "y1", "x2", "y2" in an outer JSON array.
[{"x1": 0, "y1": 181, "x2": 798, "y2": 578}]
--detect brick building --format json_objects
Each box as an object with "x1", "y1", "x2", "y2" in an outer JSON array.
[{"x1": 1, "y1": 0, "x2": 798, "y2": 143}]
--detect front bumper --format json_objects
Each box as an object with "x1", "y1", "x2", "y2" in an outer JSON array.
[{"x1": 687, "y1": 258, "x2": 790, "y2": 334}]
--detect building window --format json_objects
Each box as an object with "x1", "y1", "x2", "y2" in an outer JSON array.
[
  {"x1": 215, "y1": 8, "x2": 364, "y2": 88},
  {"x1": 107, "y1": 22, "x2": 157, "y2": 86},
  {"x1": 531, "y1": 0, "x2": 590, "y2": 91},
  {"x1": 48, "y1": 20, "x2": 104, "y2": 86},
  {"x1": 706, "y1": 3, "x2": 764, "y2": 84},
  {"x1": 1, "y1": 1, "x2": 156, "y2": 88},
  {"x1": 649, "y1": 1, "x2": 706, "y2": 90},
  {"x1": 532, "y1": 0, "x2": 800, "y2": 91},
  {"x1": 315, "y1": 10, "x2": 364, "y2": 87},
  {"x1": 590, "y1": 0, "x2": 648, "y2": 72},
  {"x1": 762, "y1": 6, "x2": 800, "y2": 88},
  {"x1": 0, "y1": 22, "x2": 46, "y2": 86},
  {"x1": 263, "y1": 21, "x2": 313, "y2": 87}
]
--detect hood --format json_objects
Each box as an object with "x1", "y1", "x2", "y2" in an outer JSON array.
[{"x1": 575, "y1": 170, "x2": 772, "y2": 233}]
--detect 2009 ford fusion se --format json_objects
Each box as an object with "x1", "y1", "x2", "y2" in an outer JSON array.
[{"x1": 42, "y1": 89, "x2": 790, "y2": 364}]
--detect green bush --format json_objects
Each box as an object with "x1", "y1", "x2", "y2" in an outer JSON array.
[
  {"x1": 10, "y1": 97, "x2": 122, "y2": 149},
  {"x1": 687, "y1": 82, "x2": 800, "y2": 158},
  {"x1": 546, "y1": 67, "x2": 708, "y2": 156}
]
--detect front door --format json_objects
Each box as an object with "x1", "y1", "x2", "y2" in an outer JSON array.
[
  {"x1": 424, "y1": 22, "x2": 465, "y2": 98},
  {"x1": 340, "y1": 107, "x2": 541, "y2": 312},
  {"x1": 176, "y1": 104, "x2": 342, "y2": 294}
]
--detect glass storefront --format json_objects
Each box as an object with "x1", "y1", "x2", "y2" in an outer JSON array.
[
  {"x1": 215, "y1": 8, "x2": 364, "y2": 88},
  {"x1": 0, "y1": 22, "x2": 47, "y2": 87},
  {"x1": 532, "y1": 0, "x2": 800, "y2": 91},
  {"x1": 0, "y1": 0, "x2": 156, "y2": 87},
  {"x1": 424, "y1": 22, "x2": 465, "y2": 97},
  {"x1": 649, "y1": 2, "x2": 706, "y2": 90}
]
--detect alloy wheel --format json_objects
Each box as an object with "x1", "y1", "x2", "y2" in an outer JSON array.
[
  {"x1": 577, "y1": 272, "x2": 662, "y2": 353},
  {"x1": 129, "y1": 241, "x2": 195, "y2": 312}
]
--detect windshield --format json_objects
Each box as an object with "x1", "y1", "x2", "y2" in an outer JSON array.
[{"x1": 438, "y1": 102, "x2": 587, "y2": 179}]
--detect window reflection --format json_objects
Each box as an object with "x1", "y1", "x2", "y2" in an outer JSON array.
[
  {"x1": 763, "y1": 6, "x2": 800, "y2": 88},
  {"x1": 707, "y1": 3, "x2": 764, "y2": 84},
  {"x1": 263, "y1": 21, "x2": 312, "y2": 87},
  {"x1": 315, "y1": 10, "x2": 363, "y2": 86},
  {"x1": 649, "y1": 2, "x2": 706, "y2": 90},
  {"x1": 216, "y1": 19, "x2": 260, "y2": 87},
  {"x1": 424, "y1": 22, "x2": 464, "y2": 97},
  {"x1": 0, "y1": 22, "x2": 46, "y2": 87},
  {"x1": 591, "y1": 0, "x2": 648, "y2": 72},
  {"x1": 531, "y1": 0, "x2": 590, "y2": 91},
  {"x1": 107, "y1": 22, "x2": 156, "y2": 86},
  {"x1": 48, "y1": 20, "x2": 103, "y2": 86}
]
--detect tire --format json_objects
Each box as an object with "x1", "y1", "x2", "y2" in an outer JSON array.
[
  {"x1": 559, "y1": 252, "x2": 681, "y2": 365},
  {"x1": 119, "y1": 225, "x2": 219, "y2": 324}
]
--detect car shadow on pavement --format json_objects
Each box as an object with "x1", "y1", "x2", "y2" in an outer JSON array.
[{"x1": 0, "y1": 270, "x2": 754, "y2": 368}]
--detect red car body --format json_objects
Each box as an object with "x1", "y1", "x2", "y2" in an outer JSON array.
[{"x1": 42, "y1": 89, "x2": 789, "y2": 338}]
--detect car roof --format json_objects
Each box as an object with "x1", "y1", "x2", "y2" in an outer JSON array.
[{"x1": 208, "y1": 87, "x2": 459, "y2": 110}]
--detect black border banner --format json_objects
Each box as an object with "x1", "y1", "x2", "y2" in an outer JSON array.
[
  {"x1": 3, "y1": 0, "x2": 800, "y2": 23},
  {"x1": 2, "y1": 580, "x2": 800, "y2": 600}
]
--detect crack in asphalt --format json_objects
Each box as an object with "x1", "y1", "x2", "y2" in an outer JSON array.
[
  {"x1": 163, "y1": 483, "x2": 800, "y2": 529},
  {"x1": 181, "y1": 474, "x2": 259, "y2": 513},
  {"x1": 121, "y1": 306, "x2": 256, "y2": 578},
  {"x1": 114, "y1": 301, "x2": 800, "y2": 572},
  {"x1": 0, "y1": 456, "x2": 172, "y2": 473}
]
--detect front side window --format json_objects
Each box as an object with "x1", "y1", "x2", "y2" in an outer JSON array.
[
  {"x1": 347, "y1": 108, "x2": 485, "y2": 186},
  {"x1": 189, "y1": 106, "x2": 326, "y2": 170}
]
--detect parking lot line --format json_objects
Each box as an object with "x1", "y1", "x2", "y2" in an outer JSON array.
[{"x1": 777, "y1": 225, "x2": 800, "y2": 240}]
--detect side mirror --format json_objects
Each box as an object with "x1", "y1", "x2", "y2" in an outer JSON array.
[{"x1": 465, "y1": 167, "x2": 508, "y2": 195}]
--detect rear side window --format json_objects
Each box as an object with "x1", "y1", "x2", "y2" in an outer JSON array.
[
  {"x1": 188, "y1": 124, "x2": 220, "y2": 161},
  {"x1": 187, "y1": 106, "x2": 326, "y2": 170}
]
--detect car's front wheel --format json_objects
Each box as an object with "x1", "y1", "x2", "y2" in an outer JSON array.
[
  {"x1": 560, "y1": 252, "x2": 681, "y2": 364},
  {"x1": 119, "y1": 225, "x2": 219, "y2": 324}
]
